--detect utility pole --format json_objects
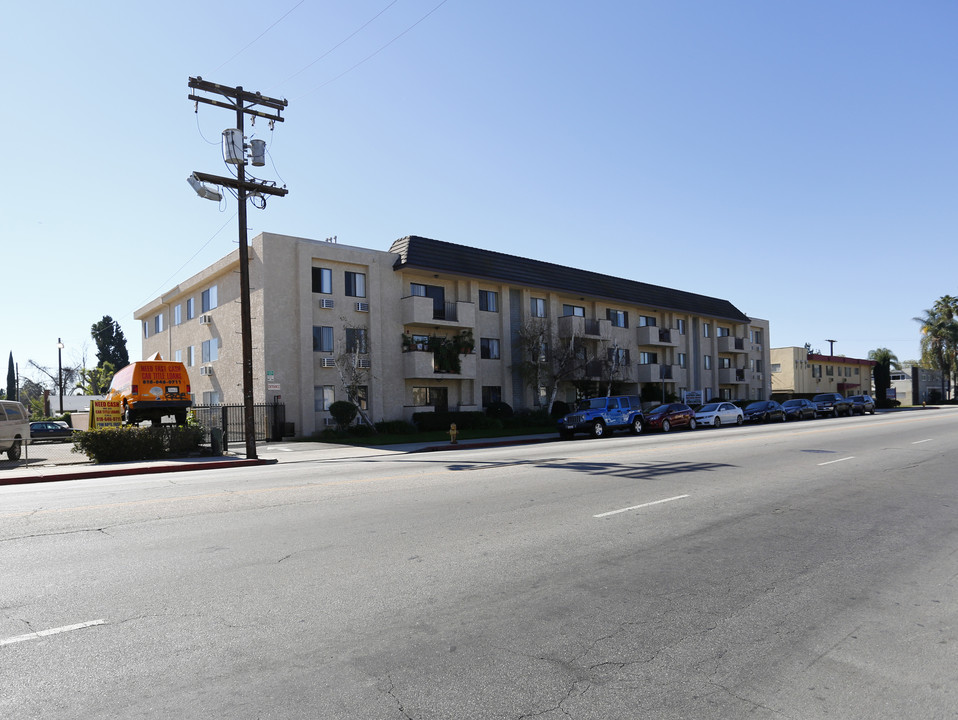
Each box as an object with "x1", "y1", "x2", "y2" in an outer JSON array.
[
  {"x1": 188, "y1": 77, "x2": 289, "y2": 460},
  {"x1": 825, "y1": 339, "x2": 837, "y2": 356}
]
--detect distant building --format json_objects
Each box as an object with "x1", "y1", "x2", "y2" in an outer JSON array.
[
  {"x1": 136, "y1": 233, "x2": 771, "y2": 437},
  {"x1": 770, "y1": 347, "x2": 875, "y2": 398},
  {"x1": 890, "y1": 363, "x2": 947, "y2": 405}
]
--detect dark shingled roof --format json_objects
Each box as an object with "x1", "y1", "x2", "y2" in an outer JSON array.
[{"x1": 389, "y1": 236, "x2": 750, "y2": 323}]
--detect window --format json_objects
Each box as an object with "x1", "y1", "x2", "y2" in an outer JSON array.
[
  {"x1": 703, "y1": 323, "x2": 711, "y2": 338},
  {"x1": 638, "y1": 316, "x2": 657, "y2": 327},
  {"x1": 143, "y1": 321, "x2": 149, "y2": 339},
  {"x1": 345, "y1": 271, "x2": 366, "y2": 298},
  {"x1": 608, "y1": 348, "x2": 630, "y2": 365},
  {"x1": 607, "y1": 309, "x2": 629, "y2": 328},
  {"x1": 186, "y1": 346, "x2": 194, "y2": 367},
  {"x1": 704, "y1": 355, "x2": 712, "y2": 370},
  {"x1": 186, "y1": 297, "x2": 195, "y2": 320},
  {"x1": 154, "y1": 314, "x2": 164, "y2": 334},
  {"x1": 676, "y1": 319, "x2": 686, "y2": 335},
  {"x1": 717, "y1": 326, "x2": 731, "y2": 337},
  {"x1": 482, "y1": 386, "x2": 502, "y2": 407},
  {"x1": 812, "y1": 364, "x2": 822, "y2": 378},
  {"x1": 751, "y1": 329, "x2": 763, "y2": 345},
  {"x1": 345, "y1": 328, "x2": 368, "y2": 354},
  {"x1": 174, "y1": 304, "x2": 182, "y2": 325},
  {"x1": 479, "y1": 290, "x2": 498, "y2": 312},
  {"x1": 202, "y1": 391, "x2": 221, "y2": 405},
  {"x1": 413, "y1": 386, "x2": 448, "y2": 410},
  {"x1": 755, "y1": 360, "x2": 763, "y2": 373},
  {"x1": 854, "y1": 367, "x2": 860, "y2": 376},
  {"x1": 410, "y1": 282, "x2": 427, "y2": 297},
  {"x1": 678, "y1": 353, "x2": 687, "y2": 368},
  {"x1": 480, "y1": 338, "x2": 500, "y2": 360},
  {"x1": 771, "y1": 363, "x2": 781, "y2": 373},
  {"x1": 201, "y1": 338, "x2": 219, "y2": 363},
  {"x1": 639, "y1": 352, "x2": 658, "y2": 365},
  {"x1": 313, "y1": 326, "x2": 334, "y2": 352},
  {"x1": 201, "y1": 285, "x2": 218, "y2": 312},
  {"x1": 562, "y1": 304, "x2": 585, "y2": 317},
  {"x1": 314, "y1": 385, "x2": 335, "y2": 412},
  {"x1": 530, "y1": 297, "x2": 546, "y2": 318},
  {"x1": 719, "y1": 357, "x2": 731, "y2": 369},
  {"x1": 354, "y1": 386, "x2": 368, "y2": 411},
  {"x1": 312, "y1": 267, "x2": 332, "y2": 294},
  {"x1": 409, "y1": 334, "x2": 429, "y2": 351},
  {"x1": 174, "y1": 350, "x2": 182, "y2": 363},
  {"x1": 826, "y1": 365, "x2": 834, "y2": 376}
]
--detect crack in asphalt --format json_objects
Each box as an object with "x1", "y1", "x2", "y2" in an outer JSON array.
[{"x1": 0, "y1": 527, "x2": 113, "y2": 543}]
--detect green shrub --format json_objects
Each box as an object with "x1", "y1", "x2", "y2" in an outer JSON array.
[
  {"x1": 504, "y1": 409, "x2": 552, "y2": 428},
  {"x1": 74, "y1": 426, "x2": 205, "y2": 464},
  {"x1": 374, "y1": 420, "x2": 417, "y2": 435},
  {"x1": 328, "y1": 401, "x2": 358, "y2": 430},
  {"x1": 485, "y1": 401, "x2": 513, "y2": 419},
  {"x1": 549, "y1": 400, "x2": 570, "y2": 419},
  {"x1": 412, "y1": 411, "x2": 498, "y2": 432}
]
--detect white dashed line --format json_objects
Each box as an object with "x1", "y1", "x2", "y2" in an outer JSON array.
[
  {"x1": 912, "y1": 439, "x2": 933, "y2": 445},
  {"x1": 594, "y1": 494, "x2": 690, "y2": 518},
  {"x1": 0, "y1": 619, "x2": 106, "y2": 647},
  {"x1": 818, "y1": 456, "x2": 855, "y2": 466}
]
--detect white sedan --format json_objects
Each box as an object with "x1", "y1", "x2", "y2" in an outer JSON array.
[{"x1": 693, "y1": 402, "x2": 744, "y2": 428}]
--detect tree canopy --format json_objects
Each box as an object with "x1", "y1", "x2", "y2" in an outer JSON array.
[
  {"x1": 914, "y1": 296, "x2": 958, "y2": 400},
  {"x1": 91, "y1": 316, "x2": 129, "y2": 371}
]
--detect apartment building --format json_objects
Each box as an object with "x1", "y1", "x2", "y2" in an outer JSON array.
[
  {"x1": 770, "y1": 347, "x2": 875, "y2": 398},
  {"x1": 136, "y1": 233, "x2": 771, "y2": 437}
]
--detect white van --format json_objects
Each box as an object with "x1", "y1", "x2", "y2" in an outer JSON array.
[{"x1": 0, "y1": 400, "x2": 30, "y2": 460}]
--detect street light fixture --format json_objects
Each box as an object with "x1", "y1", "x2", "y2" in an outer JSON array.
[{"x1": 57, "y1": 338, "x2": 64, "y2": 414}]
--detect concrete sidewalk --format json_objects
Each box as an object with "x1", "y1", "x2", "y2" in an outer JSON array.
[{"x1": 0, "y1": 433, "x2": 556, "y2": 487}]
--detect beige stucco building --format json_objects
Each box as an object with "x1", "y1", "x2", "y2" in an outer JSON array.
[
  {"x1": 136, "y1": 233, "x2": 771, "y2": 437},
  {"x1": 770, "y1": 347, "x2": 875, "y2": 398}
]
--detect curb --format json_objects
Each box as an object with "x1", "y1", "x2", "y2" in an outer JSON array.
[
  {"x1": 412, "y1": 436, "x2": 556, "y2": 453},
  {"x1": 0, "y1": 457, "x2": 277, "y2": 487}
]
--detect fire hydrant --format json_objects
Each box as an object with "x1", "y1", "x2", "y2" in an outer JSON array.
[{"x1": 448, "y1": 423, "x2": 458, "y2": 444}]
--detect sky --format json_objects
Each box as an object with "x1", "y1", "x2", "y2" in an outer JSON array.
[{"x1": 4, "y1": 1, "x2": 956, "y2": 387}]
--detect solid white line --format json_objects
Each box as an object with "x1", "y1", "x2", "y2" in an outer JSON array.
[
  {"x1": 818, "y1": 456, "x2": 855, "y2": 466},
  {"x1": 594, "y1": 494, "x2": 690, "y2": 518},
  {"x1": 0, "y1": 619, "x2": 106, "y2": 647},
  {"x1": 912, "y1": 439, "x2": 933, "y2": 445}
]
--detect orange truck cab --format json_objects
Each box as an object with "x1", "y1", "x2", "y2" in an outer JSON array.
[{"x1": 107, "y1": 353, "x2": 193, "y2": 426}]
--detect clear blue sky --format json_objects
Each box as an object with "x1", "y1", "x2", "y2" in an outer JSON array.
[{"x1": 4, "y1": 1, "x2": 955, "y2": 386}]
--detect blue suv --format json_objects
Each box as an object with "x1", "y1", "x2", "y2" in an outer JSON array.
[{"x1": 557, "y1": 395, "x2": 645, "y2": 439}]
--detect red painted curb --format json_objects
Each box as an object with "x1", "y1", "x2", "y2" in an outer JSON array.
[{"x1": 0, "y1": 457, "x2": 277, "y2": 487}]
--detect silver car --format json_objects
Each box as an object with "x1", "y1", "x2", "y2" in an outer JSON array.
[{"x1": 693, "y1": 401, "x2": 744, "y2": 428}]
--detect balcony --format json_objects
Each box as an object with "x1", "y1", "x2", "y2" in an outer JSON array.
[
  {"x1": 717, "y1": 336, "x2": 748, "y2": 353},
  {"x1": 403, "y1": 350, "x2": 477, "y2": 379},
  {"x1": 636, "y1": 326, "x2": 678, "y2": 347},
  {"x1": 635, "y1": 363, "x2": 681, "y2": 384},
  {"x1": 401, "y1": 295, "x2": 476, "y2": 329},
  {"x1": 557, "y1": 315, "x2": 610, "y2": 340},
  {"x1": 718, "y1": 367, "x2": 747, "y2": 384}
]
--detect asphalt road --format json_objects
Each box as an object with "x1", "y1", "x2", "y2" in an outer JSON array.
[{"x1": 2, "y1": 410, "x2": 957, "y2": 719}]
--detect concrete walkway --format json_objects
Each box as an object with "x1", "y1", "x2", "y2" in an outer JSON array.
[{"x1": 0, "y1": 434, "x2": 557, "y2": 487}]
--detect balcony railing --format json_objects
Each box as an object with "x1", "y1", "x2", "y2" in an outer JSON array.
[
  {"x1": 636, "y1": 326, "x2": 678, "y2": 346},
  {"x1": 401, "y1": 295, "x2": 475, "y2": 328},
  {"x1": 717, "y1": 336, "x2": 748, "y2": 353}
]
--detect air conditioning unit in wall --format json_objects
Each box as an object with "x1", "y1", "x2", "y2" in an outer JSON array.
[
  {"x1": 355, "y1": 302, "x2": 369, "y2": 312},
  {"x1": 357, "y1": 358, "x2": 371, "y2": 369},
  {"x1": 324, "y1": 417, "x2": 337, "y2": 427},
  {"x1": 321, "y1": 358, "x2": 337, "y2": 368},
  {"x1": 199, "y1": 315, "x2": 213, "y2": 325},
  {"x1": 320, "y1": 298, "x2": 335, "y2": 309},
  {"x1": 200, "y1": 365, "x2": 214, "y2": 376}
]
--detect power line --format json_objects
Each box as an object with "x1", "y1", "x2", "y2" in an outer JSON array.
[
  {"x1": 296, "y1": 0, "x2": 451, "y2": 99},
  {"x1": 214, "y1": 0, "x2": 308, "y2": 73}
]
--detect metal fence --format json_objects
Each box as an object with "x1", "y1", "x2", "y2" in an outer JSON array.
[
  {"x1": 0, "y1": 439, "x2": 87, "y2": 471},
  {"x1": 190, "y1": 403, "x2": 287, "y2": 447}
]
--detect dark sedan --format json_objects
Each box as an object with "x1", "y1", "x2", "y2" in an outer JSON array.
[
  {"x1": 812, "y1": 393, "x2": 852, "y2": 417},
  {"x1": 848, "y1": 394, "x2": 876, "y2": 415},
  {"x1": 29, "y1": 421, "x2": 76, "y2": 442},
  {"x1": 645, "y1": 403, "x2": 697, "y2": 432},
  {"x1": 781, "y1": 398, "x2": 817, "y2": 421},
  {"x1": 744, "y1": 400, "x2": 786, "y2": 423}
]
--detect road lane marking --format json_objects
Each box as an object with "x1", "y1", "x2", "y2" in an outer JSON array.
[
  {"x1": 594, "y1": 494, "x2": 689, "y2": 518},
  {"x1": 0, "y1": 619, "x2": 106, "y2": 647},
  {"x1": 912, "y1": 439, "x2": 933, "y2": 444},
  {"x1": 818, "y1": 456, "x2": 855, "y2": 466}
]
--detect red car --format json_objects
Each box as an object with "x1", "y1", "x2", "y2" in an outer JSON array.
[{"x1": 645, "y1": 403, "x2": 697, "y2": 432}]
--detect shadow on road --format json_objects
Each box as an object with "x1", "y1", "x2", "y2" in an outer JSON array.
[{"x1": 436, "y1": 457, "x2": 735, "y2": 482}]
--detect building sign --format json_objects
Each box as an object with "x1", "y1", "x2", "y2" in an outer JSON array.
[
  {"x1": 90, "y1": 399, "x2": 122, "y2": 429},
  {"x1": 683, "y1": 390, "x2": 703, "y2": 406}
]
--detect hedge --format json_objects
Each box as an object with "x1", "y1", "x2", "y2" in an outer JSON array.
[{"x1": 73, "y1": 426, "x2": 206, "y2": 464}]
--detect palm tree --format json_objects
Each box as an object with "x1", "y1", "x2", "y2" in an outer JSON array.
[
  {"x1": 867, "y1": 348, "x2": 900, "y2": 407},
  {"x1": 914, "y1": 298, "x2": 958, "y2": 400}
]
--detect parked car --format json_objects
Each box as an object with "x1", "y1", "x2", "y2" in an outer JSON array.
[
  {"x1": 29, "y1": 421, "x2": 76, "y2": 442},
  {"x1": 847, "y1": 394, "x2": 876, "y2": 415},
  {"x1": 645, "y1": 403, "x2": 696, "y2": 432},
  {"x1": 744, "y1": 400, "x2": 786, "y2": 423},
  {"x1": 812, "y1": 392, "x2": 852, "y2": 418},
  {"x1": 556, "y1": 395, "x2": 645, "y2": 439},
  {"x1": 693, "y1": 402, "x2": 744, "y2": 428},
  {"x1": 0, "y1": 400, "x2": 30, "y2": 460},
  {"x1": 781, "y1": 398, "x2": 817, "y2": 421}
]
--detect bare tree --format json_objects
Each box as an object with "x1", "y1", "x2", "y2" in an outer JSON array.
[
  {"x1": 513, "y1": 318, "x2": 587, "y2": 414},
  {"x1": 334, "y1": 318, "x2": 376, "y2": 430}
]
